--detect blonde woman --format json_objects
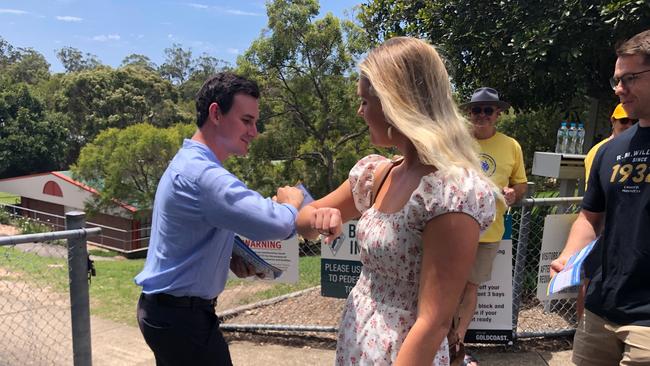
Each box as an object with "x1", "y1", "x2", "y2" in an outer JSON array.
[{"x1": 296, "y1": 37, "x2": 496, "y2": 366}]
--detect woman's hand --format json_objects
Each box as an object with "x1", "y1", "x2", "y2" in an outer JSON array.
[{"x1": 310, "y1": 207, "x2": 342, "y2": 244}]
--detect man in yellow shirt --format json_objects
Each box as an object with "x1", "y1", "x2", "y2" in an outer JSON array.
[
  {"x1": 457, "y1": 88, "x2": 528, "y2": 364},
  {"x1": 584, "y1": 103, "x2": 636, "y2": 186}
]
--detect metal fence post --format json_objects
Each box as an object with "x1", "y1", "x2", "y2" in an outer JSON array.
[
  {"x1": 511, "y1": 203, "x2": 532, "y2": 339},
  {"x1": 66, "y1": 212, "x2": 92, "y2": 366}
]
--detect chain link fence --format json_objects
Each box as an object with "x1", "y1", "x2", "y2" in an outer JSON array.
[
  {"x1": 0, "y1": 212, "x2": 99, "y2": 366},
  {"x1": 0, "y1": 203, "x2": 149, "y2": 256},
  {"x1": 512, "y1": 196, "x2": 583, "y2": 339},
  {"x1": 0, "y1": 196, "x2": 586, "y2": 364}
]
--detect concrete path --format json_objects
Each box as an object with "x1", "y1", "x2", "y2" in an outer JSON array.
[
  {"x1": 0, "y1": 239, "x2": 572, "y2": 365},
  {"x1": 0, "y1": 309, "x2": 572, "y2": 366},
  {"x1": 91, "y1": 317, "x2": 573, "y2": 366},
  {"x1": 91, "y1": 315, "x2": 335, "y2": 365}
]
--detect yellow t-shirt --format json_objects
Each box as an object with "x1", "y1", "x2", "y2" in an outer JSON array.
[
  {"x1": 583, "y1": 137, "x2": 609, "y2": 188},
  {"x1": 477, "y1": 132, "x2": 528, "y2": 242}
]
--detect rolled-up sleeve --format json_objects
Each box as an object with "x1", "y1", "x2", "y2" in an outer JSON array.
[{"x1": 197, "y1": 167, "x2": 297, "y2": 241}]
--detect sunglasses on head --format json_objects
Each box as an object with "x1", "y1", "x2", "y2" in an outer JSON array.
[{"x1": 470, "y1": 106, "x2": 495, "y2": 116}]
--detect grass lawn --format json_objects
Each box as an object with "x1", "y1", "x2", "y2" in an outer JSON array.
[
  {"x1": 225, "y1": 255, "x2": 322, "y2": 305},
  {"x1": 0, "y1": 192, "x2": 19, "y2": 205},
  {"x1": 0, "y1": 246, "x2": 322, "y2": 327}
]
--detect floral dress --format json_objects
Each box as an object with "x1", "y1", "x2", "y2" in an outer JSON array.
[{"x1": 336, "y1": 155, "x2": 495, "y2": 366}]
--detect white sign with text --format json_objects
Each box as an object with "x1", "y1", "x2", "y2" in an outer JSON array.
[
  {"x1": 536, "y1": 214, "x2": 579, "y2": 301},
  {"x1": 229, "y1": 235, "x2": 299, "y2": 283}
]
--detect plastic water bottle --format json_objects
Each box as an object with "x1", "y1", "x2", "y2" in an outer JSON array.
[
  {"x1": 567, "y1": 122, "x2": 577, "y2": 154},
  {"x1": 555, "y1": 121, "x2": 568, "y2": 153},
  {"x1": 576, "y1": 123, "x2": 585, "y2": 154}
]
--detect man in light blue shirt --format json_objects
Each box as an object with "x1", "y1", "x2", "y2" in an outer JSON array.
[{"x1": 135, "y1": 72, "x2": 303, "y2": 365}]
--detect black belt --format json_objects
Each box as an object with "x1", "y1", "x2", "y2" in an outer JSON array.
[{"x1": 142, "y1": 293, "x2": 217, "y2": 308}]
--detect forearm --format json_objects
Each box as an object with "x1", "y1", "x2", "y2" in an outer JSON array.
[
  {"x1": 512, "y1": 182, "x2": 528, "y2": 202},
  {"x1": 394, "y1": 319, "x2": 448, "y2": 366},
  {"x1": 296, "y1": 205, "x2": 319, "y2": 240},
  {"x1": 561, "y1": 211, "x2": 601, "y2": 258}
]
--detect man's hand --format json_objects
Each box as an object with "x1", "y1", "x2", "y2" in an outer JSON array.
[
  {"x1": 502, "y1": 186, "x2": 517, "y2": 206},
  {"x1": 549, "y1": 255, "x2": 570, "y2": 278},
  {"x1": 275, "y1": 186, "x2": 304, "y2": 209},
  {"x1": 230, "y1": 254, "x2": 265, "y2": 279}
]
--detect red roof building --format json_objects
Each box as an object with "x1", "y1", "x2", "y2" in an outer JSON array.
[{"x1": 0, "y1": 171, "x2": 150, "y2": 255}]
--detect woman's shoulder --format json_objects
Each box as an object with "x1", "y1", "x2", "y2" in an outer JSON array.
[
  {"x1": 351, "y1": 154, "x2": 392, "y2": 171},
  {"x1": 412, "y1": 169, "x2": 496, "y2": 228},
  {"x1": 348, "y1": 154, "x2": 393, "y2": 212}
]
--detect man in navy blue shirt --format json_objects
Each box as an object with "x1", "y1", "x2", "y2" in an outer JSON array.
[
  {"x1": 135, "y1": 72, "x2": 303, "y2": 365},
  {"x1": 551, "y1": 29, "x2": 650, "y2": 365}
]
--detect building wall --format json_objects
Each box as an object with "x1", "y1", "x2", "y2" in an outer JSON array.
[
  {"x1": 0, "y1": 173, "x2": 92, "y2": 210},
  {"x1": 86, "y1": 212, "x2": 135, "y2": 251},
  {"x1": 21, "y1": 197, "x2": 66, "y2": 229},
  {"x1": 19, "y1": 197, "x2": 143, "y2": 252}
]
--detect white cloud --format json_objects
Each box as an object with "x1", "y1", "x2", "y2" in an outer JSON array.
[
  {"x1": 92, "y1": 34, "x2": 121, "y2": 42},
  {"x1": 0, "y1": 8, "x2": 28, "y2": 15},
  {"x1": 224, "y1": 9, "x2": 262, "y2": 16},
  {"x1": 227, "y1": 48, "x2": 240, "y2": 54},
  {"x1": 210, "y1": 6, "x2": 262, "y2": 16},
  {"x1": 56, "y1": 15, "x2": 83, "y2": 22},
  {"x1": 187, "y1": 3, "x2": 208, "y2": 9}
]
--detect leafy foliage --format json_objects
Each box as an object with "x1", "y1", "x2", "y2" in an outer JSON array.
[
  {"x1": 358, "y1": 0, "x2": 650, "y2": 111},
  {"x1": 56, "y1": 46, "x2": 102, "y2": 73},
  {"x1": 72, "y1": 123, "x2": 195, "y2": 211},
  {"x1": 497, "y1": 108, "x2": 564, "y2": 172},
  {"x1": 158, "y1": 44, "x2": 230, "y2": 101},
  {"x1": 121, "y1": 54, "x2": 157, "y2": 70},
  {"x1": 53, "y1": 65, "x2": 192, "y2": 164},
  {"x1": 0, "y1": 84, "x2": 68, "y2": 178},
  {"x1": 232, "y1": 0, "x2": 379, "y2": 198}
]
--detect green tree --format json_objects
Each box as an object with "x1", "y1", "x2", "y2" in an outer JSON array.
[
  {"x1": 0, "y1": 37, "x2": 50, "y2": 85},
  {"x1": 121, "y1": 54, "x2": 157, "y2": 70},
  {"x1": 358, "y1": 0, "x2": 650, "y2": 110},
  {"x1": 0, "y1": 36, "x2": 19, "y2": 68},
  {"x1": 0, "y1": 84, "x2": 68, "y2": 178},
  {"x1": 232, "y1": 0, "x2": 376, "y2": 198},
  {"x1": 56, "y1": 46, "x2": 102, "y2": 73},
  {"x1": 178, "y1": 53, "x2": 230, "y2": 101},
  {"x1": 4, "y1": 48, "x2": 50, "y2": 85},
  {"x1": 72, "y1": 123, "x2": 195, "y2": 211},
  {"x1": 53, "y1": 66, "x2": 192, "y2": 163},
  {"x1": 158, "y1": 43, "x2": 193, "y2": 85}
]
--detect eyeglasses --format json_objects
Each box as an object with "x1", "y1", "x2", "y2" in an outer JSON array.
[
  {"x1": 470, "y1": 106, "x2": 495, "y2": 116},
  {"x1": 617, "y1": 118, "x2": 637, "y2": 125},
  {"x1": 609, "y1": 69, "x2": 650, "y2": 90}
]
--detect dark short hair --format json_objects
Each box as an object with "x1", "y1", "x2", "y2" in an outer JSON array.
[
  {"x1": 616, "y1": 29, "x2": 650, "y2": 66},
  {"x1": 195, "y1": 72, "x2": 260, "y2": 127}
]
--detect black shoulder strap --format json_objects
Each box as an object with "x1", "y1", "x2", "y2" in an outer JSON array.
[{"x1": 370, "y1": 157, "x2": 403, "y2": 206}]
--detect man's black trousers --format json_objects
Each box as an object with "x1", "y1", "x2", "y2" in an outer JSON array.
[{"x1": 137, "y1": 293, "x2": 232, "y2": 366}]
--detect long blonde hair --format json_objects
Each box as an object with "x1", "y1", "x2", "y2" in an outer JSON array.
[{"x1": 360, "y1": 37, "x2": 484, "y2": 183}]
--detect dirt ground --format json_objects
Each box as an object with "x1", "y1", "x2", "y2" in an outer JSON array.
[
  {"x1": 221, "y1": 286, "x2": 574, "y2": 354},
  {"x1": 0, "y1": 226, "x2": 574, "y2": 360},
  {"x1": 0, "y1": 224, "x2": 19, "y2": 236}
]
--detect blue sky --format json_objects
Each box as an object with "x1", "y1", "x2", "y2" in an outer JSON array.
[{"x1": 0, "y1": 0, "x2": 359, "y2": 73}]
